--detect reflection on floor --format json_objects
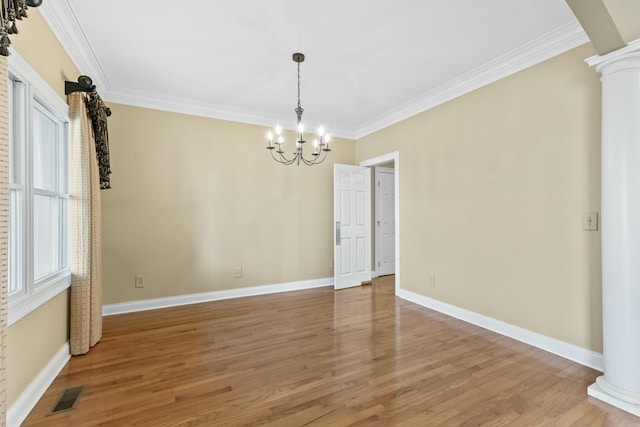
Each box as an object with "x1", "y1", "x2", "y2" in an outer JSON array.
[{"x1": 22, "y1": 275, "x2": 638, "y2": 426}]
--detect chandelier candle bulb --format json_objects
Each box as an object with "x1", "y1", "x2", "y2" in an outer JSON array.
[{"x1": 267, "y1": 131, "x2": 273, "y2": 148}]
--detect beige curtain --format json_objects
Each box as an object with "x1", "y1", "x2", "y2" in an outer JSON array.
[
  {"x1": 68, "y1": 93, "x2": 103, "y2": 355},
  {"x1": 0, "y1": 55, "x2": 9, "y2": 427}
]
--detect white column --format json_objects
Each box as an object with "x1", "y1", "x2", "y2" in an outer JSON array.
[{"x1": 587, "y1": 39, "x2": 640, "y2": 417}]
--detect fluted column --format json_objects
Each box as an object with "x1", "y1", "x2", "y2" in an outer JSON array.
[{"x1": 587, "y1": 39, "x2": 640, "y2": 417}]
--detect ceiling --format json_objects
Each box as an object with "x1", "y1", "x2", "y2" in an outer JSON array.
[{"x1": 39, "y1": 1, "x2": 588, "y2": 139}]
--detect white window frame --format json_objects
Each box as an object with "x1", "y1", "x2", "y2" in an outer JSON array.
[{"x1": 7, "y1": 48, "x2": 71, "y2": 326}]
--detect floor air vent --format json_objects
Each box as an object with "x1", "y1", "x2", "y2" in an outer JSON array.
[{"x1": 48, "y1": 386, "x2": 84, "y2": 415}]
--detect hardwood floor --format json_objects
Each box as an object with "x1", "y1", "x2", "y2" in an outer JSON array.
[{"x1": 23, "y1": 276, "x2": 639, "y2": 426}]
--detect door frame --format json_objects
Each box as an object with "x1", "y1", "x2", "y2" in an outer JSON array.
[{"x1": 360, "y1": 151, "x2": 400, "y2": 295}]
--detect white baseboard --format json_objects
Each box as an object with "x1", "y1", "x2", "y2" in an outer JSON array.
[
  {"x1": 7, "y1": 342, "x2": 70, "y2": 427},
  {"x1": 103, "y1": 277, "x2": 334, "y2": 316},
  {"x1": 397, "y1": 289, "x2": 604, "y2": 372}
]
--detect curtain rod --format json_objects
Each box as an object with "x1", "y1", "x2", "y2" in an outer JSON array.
[
  {"x1": 65, "y1": 75, "x2": 95, "y2": 95},
  {"x1": 65, "y1": 75, "x2": 111, "y2": 117}
]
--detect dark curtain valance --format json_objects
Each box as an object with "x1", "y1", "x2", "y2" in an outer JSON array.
[
  {"x1": 85, "y1": 89, "x2": 112, "y2": 190},
  {"x1": 0, "y1": 0, "x2": 34, "y2": 56}
]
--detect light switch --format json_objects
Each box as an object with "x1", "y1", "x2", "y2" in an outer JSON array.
[
  {"x1": 234, "y1": 267, "x2": 242, "y2": 278},
  {"x1": 582, "y1": 212, "x2": 598, "y2": 231}
]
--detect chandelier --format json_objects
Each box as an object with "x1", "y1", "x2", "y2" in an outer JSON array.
[{"x1": 266, "y1": 53, "x2": 331, "y2": 166}]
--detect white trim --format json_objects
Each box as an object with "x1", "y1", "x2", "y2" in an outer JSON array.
[
  {"x1": 102, "y1": 87, "x2": 357, "y2": 140},
  {"x1": 586, "y1": 38, "x2": 640, "y2": 68},
  {"x1": 588, "y1": 380, "x2": 640, "y2": 417},
  {"x1": 103, "y1": 277, "x2": 333, "y2": 316},
  {"x1": 8, "y1": 275, "x2": 70, "y2": 326},
  {"x1": 7, "y1": 48, "x2": 69, "y2": 115},
  {"x1": 7, "y1": 48, "x2": 72, "y2": 326},
  {"x1": 360, "y1": 151, "x2": 400, "y2": 295},
  {"x1": 38, "y1": 2, "x2": 587, "y2": 139},
  {"x1": 7, "y1": 342, "x2": 70, "y2": 427},
  {"x1": 353, "y1": 21, "x2": 589, "y2": 138},
  {"x1": 397, "y1": 288, "x2": 604, "y2": 372},
  {"x1": 37, "y1": 1, "x2": 110, "y2": 91}
]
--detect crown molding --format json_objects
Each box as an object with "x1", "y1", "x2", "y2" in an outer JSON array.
[
  {"x1": 38, "y1": 0, "x2": 110, "y2": 89},
  {"x1": 39, "y1": 3, "x2": 587, "y2": 141},
  {"x1": 36, "y1": 0, "x2": 356, "y2": 139},
  {"x1": 352, "y1": 21, "x2": 590, "y2": 139},
  {"x1": 103, "y1": 86, "x2": 357, "y2": 139}
]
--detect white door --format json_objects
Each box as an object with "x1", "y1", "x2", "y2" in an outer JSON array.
[
  {"x1": 334, "y1": 164, "x2": 372, "y2": 290},
  {"x1": 375, "y1": 167, "x2": 395, "y2": 276}
]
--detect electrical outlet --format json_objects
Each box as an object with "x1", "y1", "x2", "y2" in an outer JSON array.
[
  {"x1": 582, "y1": 212, "x2": 598, "y2": 231},
  {"x1": 234, "y1": 267, "x2": 242, "y2": 278},
  {"x1": 135, "y1": 275, "x2": 144, "y2": 288},
  {"x1": 427, "y1": 274, "x2": 436, "y2": 288}
]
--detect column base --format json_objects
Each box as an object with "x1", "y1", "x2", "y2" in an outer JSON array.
[{"x1": 588, "y1": 376, "x2": 640, "y2": 417}]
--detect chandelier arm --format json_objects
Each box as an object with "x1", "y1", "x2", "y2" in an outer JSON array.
[
  {"x1": 270, "y1": 147, "x2": 297, "y2": 165},
  {"x1": 315, "y1": 150, "x2": 329, "y2": 165},
  {"x1": 300, "y1": 152, "x2": 315, "y2": 166},
  {"x1": 315, "y1": 150, "x2": 330, "y2": 165},
  {"x1": 300, "y1": 149, "x2": 328, "y2": 166},
  {"x1": 286, "y1": 150, "x2": 301, "y2": 165}
]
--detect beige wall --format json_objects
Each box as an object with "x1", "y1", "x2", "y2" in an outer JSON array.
[
  {"x1": 102, "y1": 105, "x2": 354, "y2": 304},
  {"x1": 10, "y1": 9, "x2": 79, "y2": 98},
  {"x1": 356, "y1": 43, "x2": 603, "y2": 352},
  {"x1": 5, "y1": 9, "x2": 78, "y2": 407},
  {"x1": 6, "y1": 292, "x2": 68, "y2": 405}
]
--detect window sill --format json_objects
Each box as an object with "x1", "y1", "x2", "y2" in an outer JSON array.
[{"x1": 8, "y1": 272, "x2": 71, "y2": 326}]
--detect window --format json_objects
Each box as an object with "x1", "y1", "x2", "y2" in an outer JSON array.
[{"x1": 8, "y1": 51, "x2": 71, "y2": 325}]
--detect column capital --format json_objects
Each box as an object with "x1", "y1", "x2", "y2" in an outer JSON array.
[{"x1": 586, "y1": 38, "x2": 640, "y2": 74}]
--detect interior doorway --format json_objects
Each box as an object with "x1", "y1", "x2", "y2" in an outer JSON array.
[
  {"x1": 360, "y1": 151, "x2": 400, "y2": 295},
  {"x1": 374, "y1": 166, "x2": 395, "y2": 277}
]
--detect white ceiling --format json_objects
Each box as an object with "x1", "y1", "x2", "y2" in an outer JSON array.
[{"x1": 39, "y1": 1, "x2": 587, "y2": 139}]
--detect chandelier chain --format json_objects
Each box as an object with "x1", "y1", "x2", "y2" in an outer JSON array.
[{"x1": 297, "y1": 61, "x2": 301, "y2": 109}]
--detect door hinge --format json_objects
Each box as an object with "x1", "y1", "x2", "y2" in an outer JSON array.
[
  {"x1": 378, "y1": 180, "x2": 380, "y2": 187},
  {"x1": 378, "y1": 261, "x2": 380, "y2": 267}
]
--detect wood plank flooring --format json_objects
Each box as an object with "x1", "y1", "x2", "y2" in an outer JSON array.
[{"x1": 22, "y1": 276, "x2": 640, "y2": 426}]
